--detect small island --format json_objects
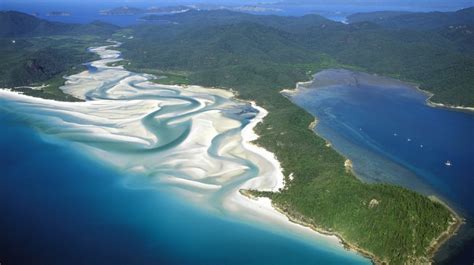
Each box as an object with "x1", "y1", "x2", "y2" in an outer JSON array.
[
  {"x1": 100, "y1": 6, "x2": 195, "y2": 16},
  {"x1": 47, "y1": 11, "x2": 71, "y2": 17},
  {"x1": 99, "y1": 6, "x2": 144, "y2": 16},
  {"x1": 146, "y1": 5, "x2": 194, "y2": 14},
  {"x1": 232, "y1": 5, "x2": 282, "y2": 13}
]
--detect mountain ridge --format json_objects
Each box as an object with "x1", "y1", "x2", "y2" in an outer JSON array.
[
  {"x1": 0, "y1": 11, "x2": 119, "y2": 37},
  {"x1": 347, "y1": 6, "x2": 474, "y2": 30}
]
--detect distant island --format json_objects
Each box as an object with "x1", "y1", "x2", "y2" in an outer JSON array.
[
  {"x1": 99, "y1": 6, "x2": 144, "y2": 16},
  {"x1": 347, "y1": 7, "x2": 474, "y2": 30},
  {"x1": 1, "y1": 7, "x2": 473, "y2": 264},
  {"x1": 147, "y1": 5, "x2": 194, "y2": 14},
  {"x1": 99, "y1": 5, "x2": 194, "y2": 16},
  {"x1": 232, "y1": 5, "x2": 282, "y2": 13},
  {"x1": 47, "y1": 11, "x2": 71, "y2": 17},
  {"x1": 100, "y1": 5, "x2": 284, "y2": 17}
]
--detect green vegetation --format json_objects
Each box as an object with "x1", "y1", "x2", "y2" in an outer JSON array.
[
  {"x1": 0, "y1": 11, "x2": 120, "y2": 37},
  {"x1": 0, "y1": 36, "x2": 101, "y2": 101},
  {"x1": 123, "y1": 63, "x2": 191, "y2": 85},
  {"x1": 1, "y1": 9, "x2": 469, "y2": 264},
  {"x1": 347, "y1": 7, "x2": 474, "y2": 30},
  {"x1": 302, "y1": 26, "x2": 474, "y2": 106},
  {"x1": 153, "y1": 73, "x2": 190, "y2": 85},
  {"x1": 117, "y1": 9, "x2": 469, "y2": 264},
  {"x1": 131, "y1": 8, "x2": 474, "y2": 107},
  {"x1": 347, "y1": 11, "x2": 413, "y2": 24},
  {"x1": 0, "y1": 12, "x2": 118, "y2": 101},
  {"x1": 0, "y1": 11, "x2": 74, "y2": 37}
]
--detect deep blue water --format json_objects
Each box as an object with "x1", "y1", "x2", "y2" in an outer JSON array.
[
  {"x1": 291, "y1": 77, "x2": 474, "y2": 265},
  {"x1": 2, "y1": 1, "x2": 471, "y2": 26},
  {"x1": 0, "y1": 2, "x2": 146, "y2": 26},
  {"x1": 0, "y1": 111, "x2": 369, "y2": 265}
]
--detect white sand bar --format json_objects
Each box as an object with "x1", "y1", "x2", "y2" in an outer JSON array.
[{"x1": 0, "y1": 41, "x2": 345, "y2": 252}]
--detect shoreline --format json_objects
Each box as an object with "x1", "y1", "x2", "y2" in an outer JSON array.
[
  {"x1": 202, "y1": 68, "x2": 466, "y2": 264},
  {"x1": 272, "y1": 69, "x2": 466, "y2": 264},
  {"x1": 6, "y1": 43, "x2": 465, "y2": 264},
  {"x1": 112, "y1": 48, "x2": 374, "y2": 260},
  {"x1": 231, "y1": 96, "x2": 355, "y2": 249},
  {"x1": 238, "y1": 100, "x2": 286, "y2": 192},
  {"x1": 241, "y1": 189, "x2": 463, "y2": 265},
  {"x1": 426, "y1": 196, "x2": 465, "y2": 259},
  {"x1": 240, "y1": 189, "x2": 383, "y2": 265},
  {"x1": 1, "y1": 44, "x2": 359, "y2": 260},
  {"x1": 427, "y1": 100, "x2": 474, "y2": 112},
  {"x1": 296, "y1": 68, "x2": 474, "y2": 113},
  {"x1": 239, "y1": 78, "x2": 384, "y2": 263},
  {"x1": 419, "y1": 88, "x2": 474, "y2": 113}
]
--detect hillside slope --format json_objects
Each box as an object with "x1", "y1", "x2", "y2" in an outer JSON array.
[
  {"x1": 119, "y1": 11, "x2": 462, "y2": 264},
  {"x1": 0, "y1": 12, "x2": 119, "y2": 100},
  {"x1": 130, "y1": 9, "x2": 474, "y2": 106},
  {"x1": 347, "y1": 7, "x2": 474, "y2": 30}
]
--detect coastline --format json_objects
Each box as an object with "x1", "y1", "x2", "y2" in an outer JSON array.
[
  {"x1": 271, "y1": 203, "x2": 383, "y2": 265},
  {"x1": 241, "y1": 189, "x2": 463, "y2": 265},
  {"x1": 16, "y1": 42, "x2": 347, "y2": 250},
  {"x1": 366, "y1": 69, "x2": 474, "y2": 113},
  {"x1": 5, "y1": 42, "x2": 465, "y2": 264},
  {"x1": 427, "y1": 100, "x2": 474, "y2": 112},
  {"x1": 420, "y1": 88, "x2": 474, "y2": 113},
  {"x1": 266, "y1": 69, "x2": 465, "y2": 264},
  {"x1": 426, "y1": 196, "x2": 464, "y2": 259},
  {"x1": 241, "y1": 77, "x2": 385, "y2": 263},
  {"x1": 111, "y1": 47, "x2": 372, "y2": 260},
  {"x1": 2, "y1": 83, "x2": 462, "y2": 265},
  {"x1": 240, "y1": 189, "x2": 383, "y2": 265},
  {"x1": 231, "y1": 96, "x2": 354, "y2": 249},
  {"x1": 1, "y1": 44, "x2": 362, "y2": 261},
  {"x1": 239, "y1": 101, "x2": 285, "y2": 192}
]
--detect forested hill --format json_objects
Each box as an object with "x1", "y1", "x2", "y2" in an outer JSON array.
[
  {"x1": 126, "y1": 8, "x2": 474, "y2": 107},
  {"x1": 0, "y1": 11, "x2": 119, "y2": 37},
  {"x1": 141, "y1": 9, "x2": 341, "y2": 33},
  {"x1": 0, "y1": 11, "x2": 119, "y2": 100},
  {"x1": 0, "y1": 11, "x2": 72, "y2": 37},
  {"x1": 347, "y1": 7, "x2": 474, "y2": 30},
  {"x1": 0, "y1": 9, "x2": 470, "y2": 264},
  {"x1": 119, "y1": 9, "x2": 468, "y2": 264},
  {"x1": 2, "y1": 8, "x2": 472, "y2": 103}
]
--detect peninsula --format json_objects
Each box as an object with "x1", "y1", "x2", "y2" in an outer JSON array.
[
  {"x1": 1, "y1": 8, "x2": 473, "y2": 264},
  {"x1": 116, "y1": 8, "x2": 473, "y2": 264}
]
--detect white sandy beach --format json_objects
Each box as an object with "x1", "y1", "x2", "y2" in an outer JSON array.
[{"x1": 0, "y1": 42, "x2": 346, "y2": 252}]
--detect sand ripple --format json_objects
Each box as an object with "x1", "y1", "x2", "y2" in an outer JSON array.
[{"x1": 0, "y1": 42, "x2": 343, "y2": 248}]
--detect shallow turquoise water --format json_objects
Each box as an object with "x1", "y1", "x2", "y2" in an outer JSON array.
[
  {"x1": 0, "y1": 110, "x2": 369, "y2": 265},
  {"x1": 0, "y1": 45, "x2": 371, "y2": 265}
]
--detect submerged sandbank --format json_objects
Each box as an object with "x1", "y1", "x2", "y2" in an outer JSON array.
[{"x1": 0, "y1": 44, "x2": 362, "y2": 258}]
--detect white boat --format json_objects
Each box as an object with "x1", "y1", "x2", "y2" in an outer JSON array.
[{"x1": 445, "y1": 160, "x2": 452, "y2": 166}]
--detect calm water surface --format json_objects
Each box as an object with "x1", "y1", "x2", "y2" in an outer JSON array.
[
  {"x1": 289, "y1": 69, "x2": 474, "y2": 265},
  {"x1": 0, "y1": 110, "x2": 369, "y2": 265}
]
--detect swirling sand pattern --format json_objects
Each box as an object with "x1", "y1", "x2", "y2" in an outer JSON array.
[{"x1": 0, "y1": 42, "x2": 358, "y2": 252}]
